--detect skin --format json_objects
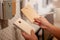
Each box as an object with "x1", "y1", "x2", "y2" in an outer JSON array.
[
  {"x1": 22, "y1": 16, "x2": 60, "y2": 40},
  {"x1": 22, "y1": 30, "x2": 38, "y2": 40}
]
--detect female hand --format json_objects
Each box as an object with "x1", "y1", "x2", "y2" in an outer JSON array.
[
  {"x1": 22, "y1": 30, "x2": 38, "y2": 40},
  {"x1": 34, "y1": 16, "x2": 52, "y2": 29}
]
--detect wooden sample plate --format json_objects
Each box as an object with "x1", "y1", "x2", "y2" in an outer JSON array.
[
  {"x1": 14, "y1": 18, "x2": 36, "y2": 35},
  {"x1": 21, "y1": 4, "x2": 40, "y2": 23}
]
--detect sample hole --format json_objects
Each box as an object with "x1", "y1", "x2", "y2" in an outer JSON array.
[{"x1": 19, "y1": 21, "x2": 21, "y2": 23}]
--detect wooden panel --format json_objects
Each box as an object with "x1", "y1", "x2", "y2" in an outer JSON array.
[
  {"x1": 12, "y1": 0, "x2": 16, "y2": 16},
  {"x1": 3, "y1": 1, "x2": 13, "y2": 20},
  {"x1": 14, "y1": 18, "x2": 36, "y2": 35},
  {"x1": 21, "y1": 4, "x2": 40, "y2": 23}
]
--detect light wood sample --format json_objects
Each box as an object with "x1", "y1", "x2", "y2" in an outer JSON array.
[
  {"x1": 21, "y1": 4, "x2": 40, "y2": 23},
  {"x1": 14, "y1": 18, "x2": 36, "y2": 35}
]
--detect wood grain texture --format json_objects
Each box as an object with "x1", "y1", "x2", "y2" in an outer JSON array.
[{"x1": 21, "y1": 4, "x2": 40, "y2": 23}]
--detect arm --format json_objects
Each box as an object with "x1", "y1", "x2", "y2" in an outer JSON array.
[
  {"x1": 34, "y1": 16, "x2": 60, "y2": 40},
  {"x1": 46, "y1": 24, "x2": 60, "y2": 40}
]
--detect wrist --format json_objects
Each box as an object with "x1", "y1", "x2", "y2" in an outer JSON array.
[
  {"x1": 45, "y1": 23, "x2": 54, "y2": 30},
  {"x1": 48, "y1": 23, "x2": 53, "y2": 27}
]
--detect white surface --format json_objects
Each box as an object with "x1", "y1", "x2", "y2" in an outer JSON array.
[
  {"x1": 14, "y1": 18, "x2": 36, "y2": 35},
  {"x1": 38, "y1": 3, "x2": 54, "y2": 15}
]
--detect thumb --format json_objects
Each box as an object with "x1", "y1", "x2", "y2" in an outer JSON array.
[
  {"x1": 22, "y1": 32, "x2": 30, "y2": 39},
  {"x1": 31, "y1": 30, "x2": 38, "y2": 40},
  {"x1": 31, "y1": 30, "x2": 36, "y2": 37}
]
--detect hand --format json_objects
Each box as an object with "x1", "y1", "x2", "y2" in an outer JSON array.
[
  {"x1": 34, "y1": 16, "x2": 52, "y2": 29},
  {"x1": 22, "y1": 30, "x2": 38, "y2": 40}
]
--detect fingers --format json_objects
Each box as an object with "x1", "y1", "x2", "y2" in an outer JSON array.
[
  {"x1": 34, "y1": 18, "x2": 41, "y2": 26},
  {"x1": 34, "y1": 18, "x2": 40, "y2": 23},
  {"x1": 22, "y1": 30, "x2": 38, "y2": 40},
  {"x1": 31, "y1": 30, "x2": 38, "y2": 40},
  {"x1": 31, "y1": 30, "x2": 35, "y2": 36},
  {"x1": 40, "y1": 25, "x2": 47, "y2": 29},
  {"x1": 22, "y1": 32, "x2": 31, "y2": 40}
]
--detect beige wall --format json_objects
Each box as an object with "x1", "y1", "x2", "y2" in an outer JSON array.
[
  {"x1": 53, "y1": 0, "x2": 60, "y2": 8},
  {"x1": 54, "y1": 8, "x2": 60, "y2": 22},
  {"x1": 53, "y1": 0, "x2": 60, "y2": 21}
]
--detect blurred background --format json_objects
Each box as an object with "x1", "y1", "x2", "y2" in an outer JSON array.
[{"x1": 0, "y1": 0, "x2": 60, "y2": 40}]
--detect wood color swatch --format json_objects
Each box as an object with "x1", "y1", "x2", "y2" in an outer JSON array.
[
  {"x1": 3, "y1": 1, "x2": 13, "y2": 19},
  {"x1": 21, "y1": 4, "x2": 40, "y2": 23},
  {"x1": 14, "y1": 18, "x2": 36, "y2": 35},
  {"x1": 12, "y1": 0, "x2": 16, "y2": 16}
]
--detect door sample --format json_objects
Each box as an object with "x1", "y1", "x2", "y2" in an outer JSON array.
[
  {"x1": 3, "y1": 1, "x2": 12, "y2": 19},
  {"x1": 14, "y1": 18, "x2": 36, "y2": 35},
  {"x1": 21, "y1": 4, "x2": 40, "y2": 23},
  {"x1": 3, "y1": 0, "x2": 16, "y2": 20}
]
